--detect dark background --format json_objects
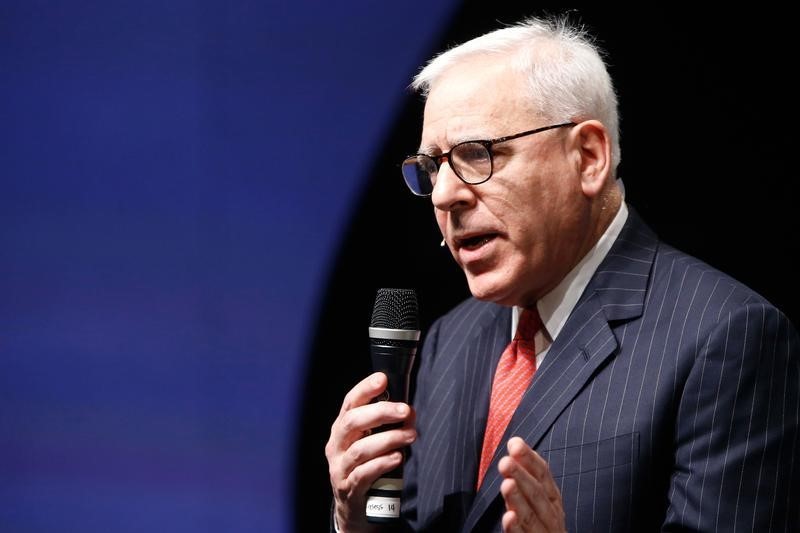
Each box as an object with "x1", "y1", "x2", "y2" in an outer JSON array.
[
  {"x1": 1, "y1": 2, "x2": 796, "y2": 532},
  {"x1": 298, "y1": 4, "x2": 798, "y2": 532}
]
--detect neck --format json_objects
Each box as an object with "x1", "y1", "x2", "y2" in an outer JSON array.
[
  {"x1": 593, "y1": 182, "x2": 623, "y2": 240},
  {"x1": 566, "y1": 181, "x2": 622, "y2": 283}
]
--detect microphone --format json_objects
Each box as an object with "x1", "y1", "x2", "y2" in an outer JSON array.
[{"x1": 365, "y1": 288, "x2": 420, "y2": 524}]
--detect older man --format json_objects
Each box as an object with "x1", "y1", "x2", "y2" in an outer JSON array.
[{"x1": 326, "y1": 15, "x2": 800, "y2": 532}]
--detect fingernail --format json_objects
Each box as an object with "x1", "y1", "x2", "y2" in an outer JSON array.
[
  {"x1": 372, "y1": 374, "x2": 382, "y2": 387},
  {"x1": 396, "y1": 404, "x2": 409, "y2": 415}
]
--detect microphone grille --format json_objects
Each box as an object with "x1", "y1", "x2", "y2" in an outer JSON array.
[{"x1": 371, "y1": 288, "x2": 419, "y2": 330}]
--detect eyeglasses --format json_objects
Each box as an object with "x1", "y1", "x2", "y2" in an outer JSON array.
[{"x1": 401, "y1": 122, "x2": 575, "y2": 196}]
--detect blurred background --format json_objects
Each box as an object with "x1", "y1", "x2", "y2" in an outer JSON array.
[{"x1": 2, "y1": 2, "x2": 797, "y2": 532}]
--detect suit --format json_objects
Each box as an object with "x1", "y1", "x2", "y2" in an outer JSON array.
[{"x1": 402, "y1": 208, "x2": 800, "y2": 532}]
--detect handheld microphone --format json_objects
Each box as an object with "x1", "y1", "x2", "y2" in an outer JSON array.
[{"x1": 365, "y1": 288, "x2": 420, "y2": 524}]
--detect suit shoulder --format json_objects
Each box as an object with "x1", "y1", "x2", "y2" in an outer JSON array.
[
  {"x1": 611, "y1": 209, "x2": 784, "y2": 322},
  {"x1": 434, "y1": 296, "x2": 503, "y2": 330},
  {"x1": 421, "y1": 296, "x2": 507, "y2": 358},
  {"x1": 647, "y1": 244, "x2": 800, "y2": 350},
  {"x1": 653, "y1": 243, "x2": 775, "y2": 314}
]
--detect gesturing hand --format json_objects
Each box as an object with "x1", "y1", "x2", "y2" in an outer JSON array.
[
  {"x1": 498, "y1": 437, "x2": 566, "y2": 533},
  {"x1": 325, "y1": 372, "x2": 416, "y2": 533}
]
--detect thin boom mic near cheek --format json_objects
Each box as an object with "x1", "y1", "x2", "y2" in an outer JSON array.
[{"x1": 365, "y1": 288, "x2": 420, "y2": 524}]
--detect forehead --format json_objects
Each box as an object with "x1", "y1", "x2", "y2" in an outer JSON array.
[{"x1": 420, "y1": 56, "x2": 534, "y2": 149}]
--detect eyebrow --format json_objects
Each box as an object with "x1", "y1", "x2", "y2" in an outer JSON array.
[{"x1": 416, "y1": 143, "x2": 436, "y2": 155}]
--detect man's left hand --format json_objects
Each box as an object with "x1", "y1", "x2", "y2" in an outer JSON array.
[{"x1": 498, "y1": 437, "x2": 566, "y2": 533}]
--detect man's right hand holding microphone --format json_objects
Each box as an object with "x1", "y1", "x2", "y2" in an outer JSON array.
[{"x1": 325, "y1": 372, "x2": 417, "y2": 532}]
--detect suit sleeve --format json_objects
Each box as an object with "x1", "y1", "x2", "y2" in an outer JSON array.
[{"x1": 664, "y1": 303, "x2": 800, "y2": 531}]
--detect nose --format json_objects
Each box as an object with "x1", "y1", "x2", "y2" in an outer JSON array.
[{"x1": 431, "y1": 160, "x2": 475, "y2": 212}]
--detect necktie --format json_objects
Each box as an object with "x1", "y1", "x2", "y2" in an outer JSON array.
[{"x1": 476, "y1": 307, "x2": 545, "y2": 489}]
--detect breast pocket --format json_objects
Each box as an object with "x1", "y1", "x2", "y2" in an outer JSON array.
[
  {"x1": 539, "y1": 432, "x2": 639, "y2": 532},
  {"x1": 538, "y1": 432, "x2": 638, "y2": 479}
]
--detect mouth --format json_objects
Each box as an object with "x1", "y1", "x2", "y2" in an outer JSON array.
[{"x1": 456, "y1": 233, "x2": 499, "y2": 251}]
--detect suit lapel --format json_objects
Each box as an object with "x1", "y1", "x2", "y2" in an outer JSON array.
[
  {"x1": 464, "y1": 307, "x2": 513, "y2": 490},
  {"x1": 461, "y1": 209, "x2": 657, "y2": 532},
  {"x1": 464, "y1": 294, "x2": 618, "y2": 530},
  {"x1": 452, "y1": 303, "x2": 512, "y2": 496},
  {"x1": 416, "y1": 299, "x2": 510, "y2": 528}
]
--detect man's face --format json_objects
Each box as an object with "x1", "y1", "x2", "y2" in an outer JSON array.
[{"x1": 421, "y1": 56, "x2": 591, "y2": 307}]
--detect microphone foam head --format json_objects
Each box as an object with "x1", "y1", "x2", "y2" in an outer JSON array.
[{"x1": 371, "y1": 288, "x2": 419, "y2": 330}]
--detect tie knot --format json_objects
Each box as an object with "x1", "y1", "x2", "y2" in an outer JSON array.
[{"x1": 514, "y1": 307, "x2": 542, "y2": 342}]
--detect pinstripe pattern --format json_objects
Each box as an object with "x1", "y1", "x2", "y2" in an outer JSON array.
[{"x1": 401, "y1": 209, "x2": 800, "y2": 532}]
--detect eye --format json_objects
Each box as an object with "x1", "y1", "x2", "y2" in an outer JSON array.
[{"x1": 453, "y1": 142, "x2": 490, "y2": 165}]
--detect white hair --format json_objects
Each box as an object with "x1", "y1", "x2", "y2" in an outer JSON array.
[{"x1": 411, "y1": 15, "x2": 621, "y2": 172}]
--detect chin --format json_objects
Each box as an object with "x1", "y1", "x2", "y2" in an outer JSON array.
[{"x1": 465, "y1": 272, "x2": 517, "y2": 306}]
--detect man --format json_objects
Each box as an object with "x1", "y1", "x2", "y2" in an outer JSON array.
[{"x1": 325, "y1": 15, "x2": 800, "y2": 532}]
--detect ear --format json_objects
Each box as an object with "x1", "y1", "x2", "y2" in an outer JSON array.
[{"x1": 569, "y1": 120, "x2": 612, "y2": 198}]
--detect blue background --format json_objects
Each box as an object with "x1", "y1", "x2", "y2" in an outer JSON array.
[{"x1": 0, "y1": 2, "x2": 456, "y2": 531}]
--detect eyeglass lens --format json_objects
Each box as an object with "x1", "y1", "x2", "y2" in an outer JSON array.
[{"x1": 402, "y1": 142, "x2": 492, "y2": 196}]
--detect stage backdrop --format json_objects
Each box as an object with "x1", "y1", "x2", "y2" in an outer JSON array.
[
  {"x1": 2, "y1": 3, "x2": 798, "y2": 533},
  {"x1": 0, "y1": 1, "x2": 457, "y2": 531}
]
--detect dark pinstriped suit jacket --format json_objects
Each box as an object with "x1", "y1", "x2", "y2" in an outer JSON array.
[{"x1": 401, "y1": 209, "x2": 800, "y2": 532}]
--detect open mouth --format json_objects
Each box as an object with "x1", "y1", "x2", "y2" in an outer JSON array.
[{"x1": 458, "y1": 233, "x2": 497, "y2": 250}]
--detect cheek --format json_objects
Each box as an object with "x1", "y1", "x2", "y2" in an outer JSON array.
[
  {"x1": 434, "y1": 209, "x2": 447, "y2": 232},
  {"x1": 501, "y1": 208, "x2": 535, "y2": 244}
]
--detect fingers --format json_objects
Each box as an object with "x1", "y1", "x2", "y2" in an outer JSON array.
[
  {"x1": 332, "y1": 448, "x2": 403, "y2": 533},
  {"x1": 502, "y1": 509, "x2": 553, "y2": 533},
  {"x1": 506, "y1": 437, "x2": 562, "y2": 505},
  {"x1": 325, "y1": 371, "x2": 417, "y2": 519},
  {"x1": 500, "y1": 478, "x2": 547, "y2": 533},
  {"x1": 335, "y1": 422, "x2": 417, "y2": 483},
  {"x1": 499, "y1": 463, "x2": 553, "y2": 532},
  {"x1": 332, "y1": 447, "x2": 405, "y2": 500},
  {"x1": 498, "y1": 437, "x2": 565, "y2": 532},
  {"x1": 339, "y1": 372, "x2": 387, "y2": 414},
  {"x1": 330, "y1": 393, "x2": 414, "y2": 454}
]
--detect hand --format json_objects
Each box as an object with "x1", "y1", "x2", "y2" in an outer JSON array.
[
  {"x1": 325, "y1": 372, "x2": 417, "y2": 533},
  {"x1": 498, "y1": 437, "x2": 566, "y2": 533}
]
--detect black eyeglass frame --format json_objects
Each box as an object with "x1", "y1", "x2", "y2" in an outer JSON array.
[{"x1": 402, "y1": 121, "x2": 576, "y2": 196}]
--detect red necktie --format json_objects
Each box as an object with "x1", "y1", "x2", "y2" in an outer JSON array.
[{"x1": 476, "y1": 308, "x2": 544, "y2": 489}]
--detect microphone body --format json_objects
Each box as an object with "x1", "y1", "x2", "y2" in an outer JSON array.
[{"x1": 365, "y1": 288, "x2": 420, "y2": 524}]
